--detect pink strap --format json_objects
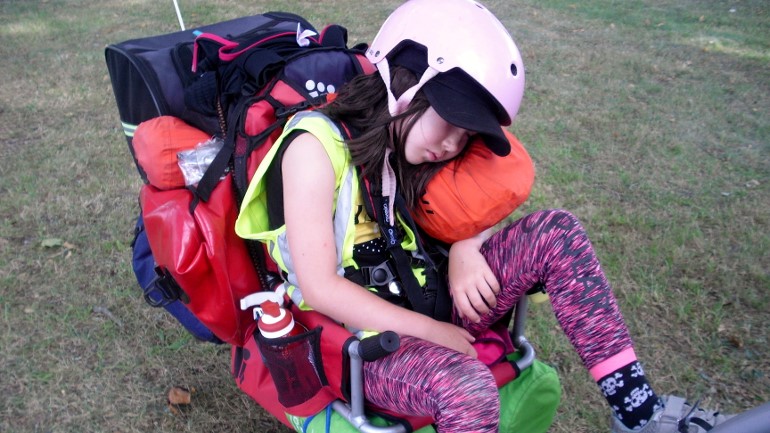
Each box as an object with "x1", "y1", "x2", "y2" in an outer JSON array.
[
  {"x1": 191, "y1": 33, "x2": 238, "y2": 72},
  {"x1": 376, "y1": 57, "x2": 435, "y2": 221},
  {"x1": 191, "y1": 31, "x2": 304, "y2": 72},
  {"x1": 219, "y1": 32, "x2": 296, "y2": 62},
  {"x1": 376, "y1": 59, "x2": 438, "y2": 117}
]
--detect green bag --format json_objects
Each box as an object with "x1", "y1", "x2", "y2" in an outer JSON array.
[
  {"x1": 286, "y1": 352, "x2": 561, "y2": 433},
  {"x1": 498, "y1": 353, "x2": 561, "y2": 433}
]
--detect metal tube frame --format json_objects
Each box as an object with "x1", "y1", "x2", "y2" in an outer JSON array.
[{"x1": 331, "y1": 296, "x2": 535, "y2": 432}]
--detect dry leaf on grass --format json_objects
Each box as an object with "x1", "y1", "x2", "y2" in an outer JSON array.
[
  {"x1": 168, "y1": 386, "x2": 195, "y2": 405},
  {"x1": 167, "y1": 386, "x2": 196, "y2": 416},
  {"x1": 727, "y1": 335, "x2": 744, "y2": 349}
]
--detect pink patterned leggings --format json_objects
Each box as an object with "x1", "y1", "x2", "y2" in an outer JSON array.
[{"x1": 362, "y1": 209, "x2": 634, "y2": 432}]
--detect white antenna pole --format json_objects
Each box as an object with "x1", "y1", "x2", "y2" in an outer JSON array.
[{"x1": 172, "y1": 0, "x2": 186, "y2": 30}]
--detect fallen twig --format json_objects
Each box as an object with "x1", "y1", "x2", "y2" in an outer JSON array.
[{"x1": 92, "y1": 305, "x2": 124, "y2": 329}]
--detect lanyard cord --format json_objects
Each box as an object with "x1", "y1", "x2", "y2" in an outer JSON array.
[{"x1": 358, "y1": 167, "x2": 438, "y2": 317}]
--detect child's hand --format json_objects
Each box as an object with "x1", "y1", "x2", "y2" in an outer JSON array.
[
  {"x1": 448, "y1": 235, "x2": 500, "y2": 323},
  {"x1": 423, "y1": 321, "x2": 478, "y2": 358}
]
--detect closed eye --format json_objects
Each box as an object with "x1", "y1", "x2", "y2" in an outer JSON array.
[{"x1": 461, "y1": 131, "x2": 476, "y2": 148}]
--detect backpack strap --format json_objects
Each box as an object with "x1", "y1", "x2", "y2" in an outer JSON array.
[
  {"x1": 186, "y1": 96, "x2": 243, "y2": 208},
  {"x1": 357, "y1": 169, "x2": 451, "y2": 320},
  {"x1": 393, "y1": 193, "x2": 452, "y2": 322}
]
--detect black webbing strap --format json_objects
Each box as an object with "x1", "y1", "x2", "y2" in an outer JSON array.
[
  {"x1": 187, "y1": 96, "x2": 244, "y2": 210},
  {"x1": 393, "y1": 194, "x2": 452, "y2": 322},
  {"x1": 679, "y1": 399, "x2": 716, "y2": 433},
  {"x1": 686, "y1": 418, "x2": 714, "y2": 432},
  {"x1": 357, "y1": 170, "x2": 433, "y2": 317}
]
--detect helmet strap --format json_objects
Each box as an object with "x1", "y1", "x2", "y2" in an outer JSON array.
[
  {"x1": 375, "y1": 58, "x2": 439, "y2": 226},
  {"x1": 376, "y1": 59, "x2": 438, "y2": 116}
]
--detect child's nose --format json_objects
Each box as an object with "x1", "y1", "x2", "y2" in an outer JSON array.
[{"x1": 443, "y1": 137, "x2": 459, "y2": 153}]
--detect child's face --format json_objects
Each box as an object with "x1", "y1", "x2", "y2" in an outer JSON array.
[{"x1": 403, "y1": 106, "x2": 474, "y2": 165}]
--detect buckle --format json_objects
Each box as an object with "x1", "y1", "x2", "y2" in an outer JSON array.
[
  {"x1": 361, "y1": 261, "x2": 395, "y2": 286},
  {"x1": 142, "y1": 267, "x2": 188, "y2": 307}
]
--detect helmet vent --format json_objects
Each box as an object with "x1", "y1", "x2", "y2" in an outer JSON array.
[{"x1": 510, "y1": 63, "x2": 518, "y2": 76}]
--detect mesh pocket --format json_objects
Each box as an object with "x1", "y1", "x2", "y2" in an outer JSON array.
[{"x1": 256, "y1": 326, "x2": 327, "y2": 408}]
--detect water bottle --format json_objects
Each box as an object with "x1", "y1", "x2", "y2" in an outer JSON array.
[{"x1": 256, "y1": 301, "x2": 320, "y2": 407}]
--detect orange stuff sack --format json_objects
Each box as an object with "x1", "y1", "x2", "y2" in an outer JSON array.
[
  {"x1": 413, "y1": 129, "x2": 534, "y2": 243},
  {"x1": 133, "y1": 116, "x2": 211, "y2": 190}
]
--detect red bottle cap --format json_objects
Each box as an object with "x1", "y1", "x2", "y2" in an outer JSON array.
[{"x1": 258, "y1": 301, "x2": 295, "y2": 338}]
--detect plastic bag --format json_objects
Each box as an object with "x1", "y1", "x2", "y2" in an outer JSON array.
[{"x1": 177, "y1": 137, "x2": 225, "y2": 186}]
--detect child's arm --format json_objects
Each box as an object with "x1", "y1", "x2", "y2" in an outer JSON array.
[
  {"x1": 448, "y1": 229, "x2": 500, "y2": 323},
  {"x1": 281, "y1": 132, "x2": 477, "y2": 357}
]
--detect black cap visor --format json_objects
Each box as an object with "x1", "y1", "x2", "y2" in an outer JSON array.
[{"x1": 422, "y1": 69, "x2": 511, "y2": 156}]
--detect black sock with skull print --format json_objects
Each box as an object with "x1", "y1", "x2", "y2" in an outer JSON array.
[{"x1": 598, "y1": 361, "x2": 663, "y2": 430}]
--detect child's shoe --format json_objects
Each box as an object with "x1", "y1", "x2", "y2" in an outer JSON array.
[{"x1": 610, "y1": 395, "x2": 732, "y2": 433}]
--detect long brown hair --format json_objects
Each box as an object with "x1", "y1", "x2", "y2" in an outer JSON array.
[{"x1": 320, "y1": 67, "x2": 450, "y2": 208}]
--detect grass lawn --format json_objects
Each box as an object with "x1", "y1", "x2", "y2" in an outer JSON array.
[{"x1": 1, "y1": 0, "x2": 767, "y2": 432}]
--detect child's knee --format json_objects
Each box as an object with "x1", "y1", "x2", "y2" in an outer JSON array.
[
  {"x1": 435, "y1": 359, "x2": 500, "y2": 430},
  {"x1": 532, "y1": 209, "x2": 584, "y2": 233},
  {"x1": 445, "y1": 357, "x2": 499, "y2": 406}
]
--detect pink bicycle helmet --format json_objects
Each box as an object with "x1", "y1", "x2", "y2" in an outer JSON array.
[{"x1": 366, "y1": 0, "x2": 525, "y2": 156}]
